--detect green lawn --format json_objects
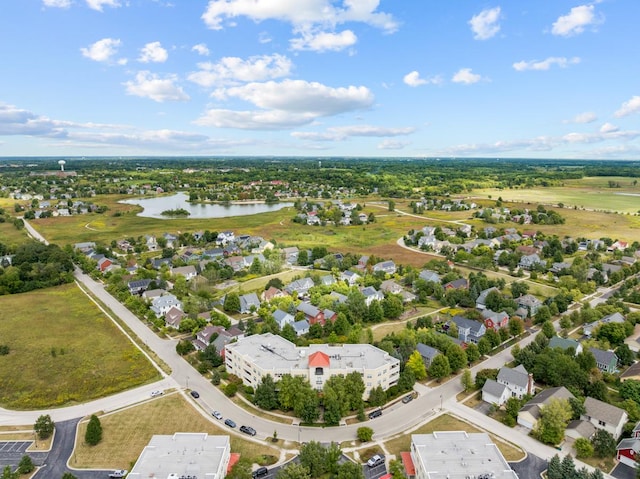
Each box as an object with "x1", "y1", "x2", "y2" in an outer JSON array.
[{"x1": 0, "y1": 283, "x2": 160, "y2": 409}]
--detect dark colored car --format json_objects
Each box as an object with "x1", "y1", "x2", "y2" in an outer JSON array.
[
  {"x1": 190, "y1": 390, "x2": 200, "y2": 398},
  {"x1": 240, "y1": 425, "x2": 257, "y2": 436},
  {"x1": 224, "y1": 418, "x2": 236, "y2": 428},
  {"x1": 402, "y1": 394, "x2": 414, "y2": 404},
  {"x1": 368, "y1": 409, "x2": 382, "y2": 419},
  {"x1": 252, "y1": 466, "x2": 268, "y2": 478}
]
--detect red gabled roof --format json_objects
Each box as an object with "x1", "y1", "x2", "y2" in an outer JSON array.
[
  {"x1": 401, "y1": 451, "x2": 416, "y2": 476},
  {"x1": 308, "y1": 351, "x2": 330, "y2": 368},
  {"x1": 227, "y1": 453, "x2": 241, "y2": 473}
]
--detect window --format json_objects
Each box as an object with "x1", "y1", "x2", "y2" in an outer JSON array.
[
  {"x1": 599, "y1": 420, "x2": 606, "y2": 426},
  {"x1": 315, "y1": 367, "x2": 324, "y2": 375}
]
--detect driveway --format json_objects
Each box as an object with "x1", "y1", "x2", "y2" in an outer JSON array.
[
  {"x1": 611, "y1": 462, "x2": 636, "y2": 479},
  {"x1": 509, "y1": 454, "x2": 547, "y2": 479}
]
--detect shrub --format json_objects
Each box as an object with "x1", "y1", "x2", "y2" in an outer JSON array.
[
  {"x1": 85, "y1": 414, "x2": 103, "y2": 446},
  {"x1": 357, "y1": 426, "x2": 374, "y2": 442},
  {"x1": 17, "y1": 455, "x2": 34, "y2": 474},
  {"x1": 224, "y1": 383, "x2": 238, "y2": 397}
]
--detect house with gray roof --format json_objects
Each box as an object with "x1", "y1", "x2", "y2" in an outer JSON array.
[
  {"x1": 549, "y1": 336, "x2": 583, "y2": 355},
  {"x1": 273, "y1": 309, "x2": 295, "y2": 329},
  {"x1": 296, "y1": 301, "x2": 324, "y2": 325},
  {"x1": 482, "y1": 379, "x2": 510, "y2": 407},
  {"x1": 566, "y1": 419, "x2": 596, "y2": 441},
  {"x1": 516, "y1": 294, "x2": 543, "y2": 316},
  {"x1": 292, "y1": 319, "x2": 310, "y2": 336},
  {"x1": 319, "y1": 275, "x2": 336, "y2": 286},
  {"x1": 373, "y1": 260, "x2": 396, "y2": 275},
  {"x1": 476, "y1": 287, "x2": 499, "y2": 310},
  {"x1": 482, "y1": 365, "x2": 533, "y2": 406},
  {"x1": 416, "y1": 343, "x2": 439, "y2": 367},
  {"x1": 380, "y1": 279, "x2": 403, "y2": 295},
  {"x1": 239, "y1": 292, "x2": 261, "y2": 314},
  {"x1": 582, "y1": 397, "x2": 628, "y2": 439},
  {"x1": 418, "y1": 270, "x2": 440, "y2": 284},
  {"x1": 329, "y1": 291, "x2": 348, "y2": 304},
  {"x1": 519, "y1": 253, "x2": 545, "y2": 270},
  {"x1": 284, "y1": 277, "x2": 315, "y2": 296},
  {"x1": 583, "y1": 312, "x2": 626, "y2": 338},
  {"x1": 150, "y1": 294, "x2": 182, "y2": 317},
  {"x1": 589, "y1": 347, "x2": 618, "y2": 373},
  {"x1": 361, "y1": 286, "x2": 384, "y2": 306},
  {"x1": 517, "y1": 386, "x2": 575, "y2": 430},
  {"x1": 450, "y1": 315, "x2": 486, "y2": 344},
  {"x1": 128, "y1": 278, "x2": 153, "y2": 295},
  {"x1": 340, "y1": 270, "x2": 360, "y2": 285},
  {"x1": 282, "y1": 247, "x2": 299, "y2": 264}
]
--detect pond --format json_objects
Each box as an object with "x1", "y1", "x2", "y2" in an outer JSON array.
[{"x1": 120, "y1": 192, "x2": 293, "y2": 219}]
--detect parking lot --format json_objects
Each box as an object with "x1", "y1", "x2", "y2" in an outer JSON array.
[
  {"x1": 363, "y1": 460, "x2": 388, "y2": 479},
  {"x1": 0, "y1": 442, "x2": 31, "y2": 454}
]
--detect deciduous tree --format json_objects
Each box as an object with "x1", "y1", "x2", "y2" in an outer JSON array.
[
  {"x1": 34, "y1": 414, "x2": 54, "y2": 440},
  {"x1": 535, "y1": 398, "x2": 572, "y2": 445},
  {"x1": 405, "y1": 350, "x2": 427, "y2": 380}
]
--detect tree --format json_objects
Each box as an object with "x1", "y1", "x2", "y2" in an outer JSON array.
[
  {"x1": 335, "y1": 461, "x2": 365, "y2": 479},
  {"x1": 477, "y1": 337, "x2": 491, "y2": 355},
  {"x1": 546, "y1": 454, "x2": 562, "y2": 479},
  {"x1": 61, "y1": 474, "x2": 78, "y2": 479},
  {"x1": 254, "y1": 375, "x2": 279, "y2": 410},
  {"x1": 176, "y1": 339, "x2": 195, "y2": 355},
  {"x1": 405, "y1": 350, "x2": 427, "y2": 380},
  {"x1": 428, "y1": 354, "x2": 451, "y2": 381},
  {"x1": 508, "y1": 317, "x2": 524, "y2": 337},
  {"x1": 357, "y1": 426, "x2": 374, "y2": 442},
  {"x1": 616, "y1": 344, "x2": 635, "y2": 366},
  {"x1": 535, "y1": 398, "x2": 572, "y2": 445},
  {"x1": 620, "y1": 380, "x2": 640, "y2": 403},
  {"x1": 298, "y1": 441, "x2": 327, "y2": 477},
  {"x1": 34, "y1": 414, "x2": 54, "y2": 440},
  {"x1": 17, "y1": 456, "x2": 34, "y2": 475},
  {"x1": 445, "y1": 344, "x2": 467, "y2": 373},
  {"x1": 276, "y1": 463, "x2": 311, "y2": 479},
  {"x1": 591, "y1": 429, "x2": 616, "y2": 458},
  {"x1": 541, "y1": 320, "x2": 555, "y2": 338},
  {"x1": 504, "y1": 397, "x2": 521, "y2": 423},
  {"x1": 511, "y1": 281, "x2": 529, "y2": 298},
  {"x1": 1, "y1": 466, "x2": 17, "y2": 479},
  {"x1": 224, "y1": 292, "x2": 240, "y2": 312},
  {"x1": 85, "y1": 414, "x2": 102, "y2": 446},
  {"x1": 474, "y1": 368, "x2": 498, "y2": 389},
  {"x1": 574, "y1": 437, "x2": 594, "y2": 458},
  {"x1": 461, "y1": 369, "x2": 473, "y2": 392},
  {"x1": 226, "y1": 458, "x2": 253, "y2": 479},
  {"x1": 368, "y1": 386, "x2": 386, "y2": 407},
  {"x1": 465, "y1": 343, "x2": 480, "y2": 363},
  {"x1": 382, "y1": 294, "x2": 404, "y2": 319}
]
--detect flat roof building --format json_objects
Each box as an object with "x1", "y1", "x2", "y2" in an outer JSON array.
[
  {"x1": 408, "y1": 432, "x2": 519, "y2": 479},
  {"x1": 127, "y1": 433, "x2": 231, "y2": 479},
  {"x1": 224, "y1": 333, "x2": 400, "y2": 396}
]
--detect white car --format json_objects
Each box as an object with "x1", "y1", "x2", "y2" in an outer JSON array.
[
  {"x1": 108, "y1": 470, "x2": 128, "y2": 478},
  {"x1": 212, "y1": 410, "x2": 223, "y2": 420},
  {"x1": 150, "y1": 390, "x2": 164, "y2": 397},
  {"x1": 366, "y1": 455, "x2": 384, "y2": 468}
]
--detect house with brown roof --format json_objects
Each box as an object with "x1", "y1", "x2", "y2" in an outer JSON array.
[{"x1": 517, "y1": 386, "x2": 575, "y2": 430}]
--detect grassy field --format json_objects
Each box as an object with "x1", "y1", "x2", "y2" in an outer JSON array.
[
  {"x1": 0, "y1": 220, "x2": 30, "y2": 247},
  {"x1": 383, "y1": 413, "x2": 525, "y2": 462},
  {"x1": 72, "y1": 393, "x2": 280, "y2": 470},
  {"x1": 474, "y1": 176, "x2": 640, "y2": 214},
  {"x1": 0, "y1": 283, "x2": 160, "y2": 409}
]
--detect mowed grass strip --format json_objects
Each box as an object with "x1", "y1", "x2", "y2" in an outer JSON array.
[
  {"x1": 72, "y1": 393, "x2": 279, "y2": 470},
  {"x1": 383, "y1": 413, "x2": 524, "y2": 462},
  {"x1": 0, "y1": 283, "x2": 160, "y2": 409}
]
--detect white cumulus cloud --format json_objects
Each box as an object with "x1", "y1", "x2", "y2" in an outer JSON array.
[
  {"x1": 80, "y1": 38, "x2": 122, "y2": 63},
  {"x1": 188, "y1": 54, "x2": 292, "y2": 88},
  {"x1": 552, "y1": 4, "x2": 602, "y2": 37},
  {"x1": 513, "y1": 56, "x2": 580, "y2": 71},
  {"x1": 43, "y1": 0, "x2": 72, "y2": 7},
  {"x1": 138, "y1": 42, "x2": 168, "y2": 63},
  {"x1": 600, "y1": 123, "x2": 619, "y2": 133},
  {"x1": 292, "y1": 125, "x2": 415, "y2": 141},
  {"x1": 614, "y1": 96, "x2": 640, "y2": 118},
  {"x1": 378, "y1": 139, "x2": 409, "y2": 150},
  {"x1": 452, "y1": 68, "x2": 483, "y2": 84},
  {"x1": 201, "y1": 0, "x2": 398, "y2": 33},
  {"x1": 469, "y1": 7, "x2": 501, "y2": 40},
  {"x1": 86, "y1": 0, "x2": 121, "y2": 11},
  {"x1": 192, "y1": 43, "x2": 210, "y2": 56},
  {"x1": 290, "y1": 30, "x2": 357, "y2": 52},
  {"x1": 565, "y1": 112, "x2": 597, "y2": 124},
  {"x1": 403, "y1": 71, "x2": 442, "y2": 87},
  {"x1": 123, "y1": 71, "x2": 189, "y2": 102}
]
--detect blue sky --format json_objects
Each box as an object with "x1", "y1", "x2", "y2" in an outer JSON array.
[{"x1": 1, "y1": 0, "x2": 639, "y2": 159}]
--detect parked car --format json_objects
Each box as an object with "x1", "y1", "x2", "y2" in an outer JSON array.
[
  {"x1": 366, "y1": 455, "x2": 385, "y2": 468},
  {"x1": 150, "y1": 390, "x2": 164, "y2": 398},
  {"x1": 108, "y1": 470, "x2": 128, "y2": 478},
  {"x1": 240, "y1": 425, "x2": 257, "y2": 436},
  {"x1": 402, "y1": 394, "x2": 413, "y2": 404},
  {"x1": 190, "y1": 390, "x2": 200, "y2": 399},
  {"x1": 368, "y1": 409, "x2": 382, "y2": 419},
  {"x1": 212, "y1": 410, "x2": 223, "y2": 420},
  {"x1": 252, "y1": 466, "x2": 268, "y2": 478},
  {"x1": 225, "y1": 418, "x2": 236, "y2": 428}
]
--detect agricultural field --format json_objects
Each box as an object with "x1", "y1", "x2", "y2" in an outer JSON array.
[
  {"x1": 72, "y1": 393, "x2": 280, "y2": 470},
  {"x1": 0, "y1": 283, "x2": 160, "y2": 409}
]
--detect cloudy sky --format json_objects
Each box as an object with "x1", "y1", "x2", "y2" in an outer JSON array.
[{"x1": 1, "y1": 0, "x2": 639, "y2": 158}]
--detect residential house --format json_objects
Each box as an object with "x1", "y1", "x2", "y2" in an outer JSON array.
[
  {"x1": 261, "y1": 286, "x2": 286, "y2": 302},
  {"x1": 581, "y1": 397, "x2": 628, "y2": 439},
  {"x1": 361, "y1": 286, "x2": 384, "y2": 306},
  {"x1": 128, "y1": 279, "x2": 153, "y2": 295},
  {"x1": 340, "y1": 270, "x2": 360, "y2": 286},
  {"x1": 292, "y1": 319, "x2": 310, "y2": 336},
  {"x1": 151, "y1": 257, "x2": 172, "y2": 270},
  {"x1": 163, "y1": 233, "x2": 178, "y2": 248},
  {"x1": 482, "y1": 379, "x2": 510, "y2": 407},
  {"x1": 380, "y1": 279, "x2": 403, "y2": 295},
  {"x1": 217, "y1": 230, "x2": 235, "y2": 245},
  {"x1": 476, "y1": 287, "x2": 499, "y2": 310},
  {"x1": 144, "y1": 235, "x2": 158, "y2": 251},
  {"x1": 621, "y1": 362, "x2": 640, "y2": 382},
  {"x1": 323, "y1": 309, "x2": 337, "y2": 323},
  {"x1": 565, "y1": 420, "x2": 596, "y2": 441},
  {"x1": 239, "y1": 293, "x2": 261, "y2": 314},
  {"x1": 196, "y1": 325, "x2": 226, "y2": 346},
  {"x1": 96, "y1": 256, "x2": 114, "y2": 273},
  {"x1": 482, "y1": 309, "x2": 509, "y2": 331},
  {"x1": 356, "y1": 255, "x2": 369, "y2": 270},
  {"x1": 73, "y1": 241, "x2": 96, "y2": 253},
  {"x1": 418, "y1": 270, "x2": 440, "y2": 284},
  {"x1": 164, "y1": 307, "x2": 186, "y2": 329},
  {"x1": 273, "y1": 309, "x2": 295, "y2": 330},
  {"x1": 171, "y1": 265, "x2": 198, "y2": 281},
  {"x1": 516, "y1": 294, "x2": 543, "y2": 316},
  {"x1": 450, "y1": 315, "x2": 486, "y2": 344},
  {"x1": 284, "y1": 277, "x2": 315, "y2": 296},
  {"x1": 296, "y1": 302, "x2": 325, "y2": 325},
  {"x1": 609, "y1": 240, "x2": 629, "y2": 252},
  {"x1": 616, "y1": 422, "x2": 640, "y2": 467},
  {"x1": 329, "y1": 291, "x2": 348, "y2": 305},
  {"x1": 416, "y1": 343, "x2": 439, "y2": 367},
  {"x1": 589, "y1": 347, "x2": 618, "y2": 374},
  {"x1": 583, "y1": 312, "x2": 626, "y2": 338},
  {"x1": 373, "y1": 260, "x2": 396, "y2": 275},
  {"x1": 319, "y1": 275, "x2": 336, "y2": 286},
  {"x1": 224, "y1": 256, "x2": 247, "y2": 272},
  {"x1": 443, "y1": 278, "x2": 468, "y2": 290},
  {"x1": 549, "y1": 336, "x2": 583, "y2": 355},
  {"x1": 203, "y1": 248, "x2": 224, "y2": 259},
  {"x1": 519, "y1": 253, "x2": 545, "y2": 270},
  {"x1": 150, "y1": 294, "x2": 182, "y2": 317},
  {"x1": 142, "y1": 288, "x2": 165, "y2": 302},
  {"x1": 549, "y1": 262, "x2": 571, "y2": 275},
  {"x1": 517, "y1": 386, "x2": 575, "y2": 430},
  {"x1": 482, "y1": 365, "x2": 533, "y2": 407}
]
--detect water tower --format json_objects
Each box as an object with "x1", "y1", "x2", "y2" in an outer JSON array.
[{"x1": 58, "y1": 160, "x2": 66, "y2": 172}]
